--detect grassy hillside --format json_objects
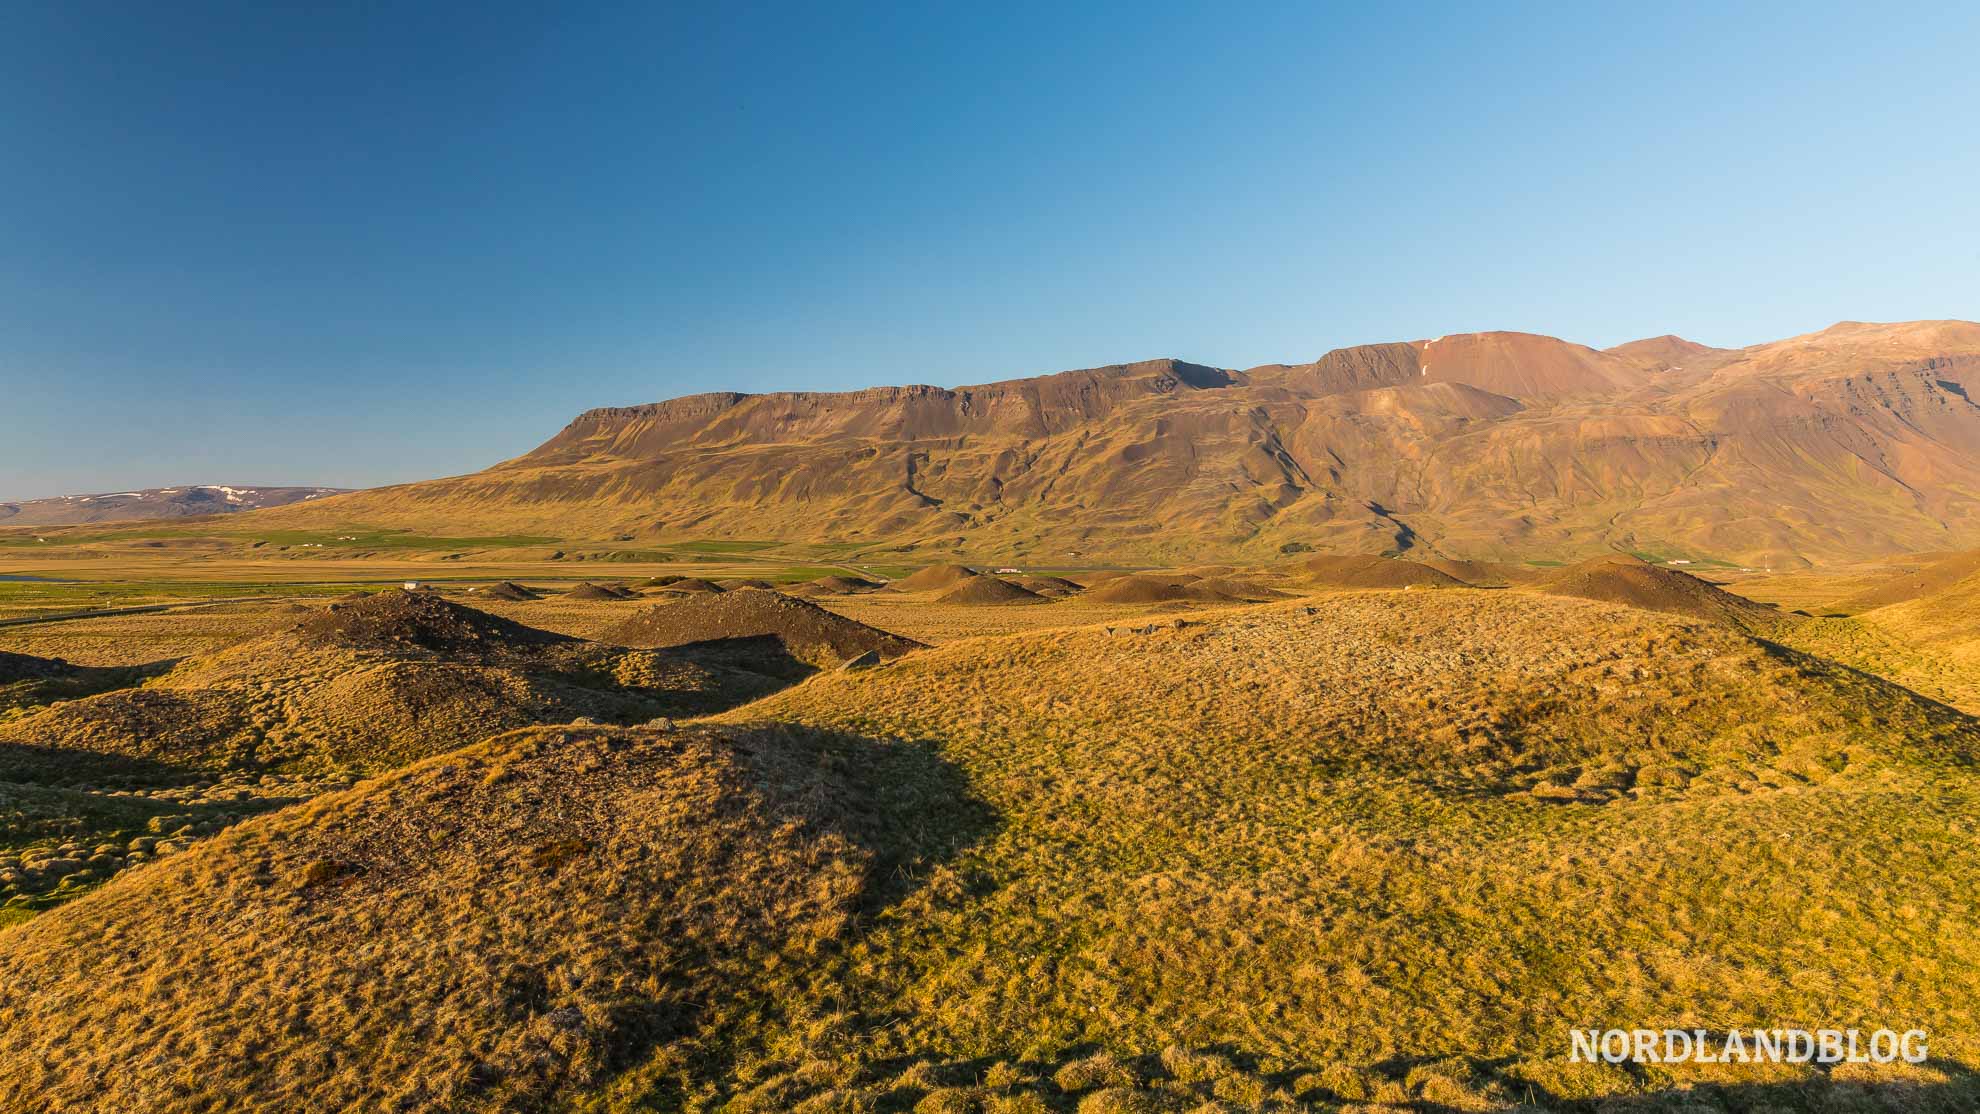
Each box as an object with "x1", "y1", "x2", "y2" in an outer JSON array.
[
  {"x1": 1775, "y1": 554, "x2": 1980, "y2": 714},
  {"x1": 0, "y1": 592, "x2": 799, "y2": 918},
  {"x1": 662, "y1": 593, "x2": 1979, "y2": 1109},
  {"x1": 5, "y1": 589, "x2": 1978, "y2": 1110},
  {"x1": 0, "y1": 722, "x2": 982, "y2": 1110},
  {"x1": 7, "y1": 589, "x2": 1972, "y2": 1108}
]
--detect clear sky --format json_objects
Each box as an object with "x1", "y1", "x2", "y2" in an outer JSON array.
[{"x1": 4, "y1": 2, "x2": 1978, "y2": 500}]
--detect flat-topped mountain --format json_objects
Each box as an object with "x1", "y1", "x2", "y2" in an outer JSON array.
[{"x1": 260, "y1": 320, "x2": 1980, "y2": 566}]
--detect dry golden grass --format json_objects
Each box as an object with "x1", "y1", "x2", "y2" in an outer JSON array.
[
  {"x1": 812, "y1": 592, "x2": 1272, "y2": 645},
  {"x1": 0, "y1": 598, "x2": 312, "y2": 665},
  {"x1": 1768, "y1": 554, "x2": 1980, "y2": 715},
  {"x1": 0, "y1": 592, "x2": 791, "y2": 918},
  {"x1": 0, "y1": 722, "x2": 981, "y2": 1111},
  {"x1": 657, "y1": 592, "x2": 1980, "y2": 1109},
  {"x1": 7, "y1": 559, "x2": 1980, "y2": 1111}
]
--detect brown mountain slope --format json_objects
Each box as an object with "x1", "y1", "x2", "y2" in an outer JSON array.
[
  {"x1": 1840, "y1": 548, "x2": 1980, "y2": 612},
  {"x1": 1605, "y1": 333, "x2": 1737, "y2": 372},
  {"x1": 256, "y1": 320, "x2": 1980, "y2": 567},
  {"x1": 1414, "y1": 330, "x2": 1652, "y2": 397}
]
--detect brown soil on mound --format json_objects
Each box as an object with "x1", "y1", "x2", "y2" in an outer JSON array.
[
  {"x1": 640, "y1": 575, "x2": 684, "y2": 588},
  {"x1": 1014, "y1": 575, "x2": 1085, "y2": 595},
  {"x1": 717, "y1": 578, "x2": 777, "y2": 590},
  {"x1": 813, "y1": 574, "x2": 884, "y2": 594},
  {"x1": 895, "y1": 563, "x2": 979, "y2": 592},
  {"x1": 1538, "y1": 554, "x2": 1778, "y2": 627},
  {"x1": 1299, "y1": 554, "x2": 1469, "y2": 589},
  {"x1": 935, "y1": 576, "x2": 1048, "y2": 606},
  {"x1": 290, "y1": 590, "x2": 574, "y2": 654},
  {"x1": 565, "y1": 582, "x2": 639, "y2": 601},
  {"x1": 653, "y1": 577, "x2": 725, "y2": 595},
  {"x1": 600, "y1": 588, "x2": 922, "y2": 671},
  {"x1": 1193, "y1": 576, "x2": 1289, "y2": 600},
  {"x1": 1085, "y1": 574, "x2": 1246, "y2": 604},
  {"x1": 477, "y1": 581, "x2": 541, "y2": 601},
  {"x1": 1418, "y1": 558, "x2": 1537, "y2": 586}
]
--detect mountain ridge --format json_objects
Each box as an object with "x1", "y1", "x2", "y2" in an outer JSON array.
[
  {"x1": 255, "y1": 320, "x2": 1980, "y2": 567},
  {"x1": 0, "y1": 485, "x2": 347, "y2": 527}
]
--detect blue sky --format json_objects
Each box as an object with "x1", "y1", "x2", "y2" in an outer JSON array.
[{"x1": 3, "y1": 2, "x2": 1977, "y2": 500}]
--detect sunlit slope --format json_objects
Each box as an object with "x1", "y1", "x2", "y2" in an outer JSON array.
[
  {"x1": 0, "y1": 722, "x2": 981, "y2": 1111},
  {"x1": 254, "y1": 321, "x2": 1980, "y2": 566},
  {"x1": 0, "y1": 591, "x2": 767, "y2": 782},
  {"x1": 1783, "y1": 551, "x2": 1980, "y2": 713},
  {"x1": 6, "y1": 591, "x2": 1978, "y2": 1110},
  {"x1": 680, "y1": 591, "x2": 1980, "y2": 1105}
]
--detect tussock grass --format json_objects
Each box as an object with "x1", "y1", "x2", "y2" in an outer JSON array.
[
  {"x1": 661, "y1": 592, "x2": 1980, "y2": 1108},
  {"x1": 0, "y1": 593, "x2": 801, "y2": 913},
  {"x1": 0, "y1": 722, "x2": 988, "y2": 1111},
  {"x1": 6, "y1": 587, "x2": 1980, "y2": 1111}
]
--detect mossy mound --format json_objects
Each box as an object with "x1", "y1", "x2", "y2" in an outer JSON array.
[
  {"x1": 0, "y1": 722, "x2": 983, "y2": 1112},
  {"x1": 1538, "y1": 553, "x2": 1778, "y2": 628},
  {"x1": 1298, "y1": 553, "x2": 1470, "y2": 589},
  {"x1": 600, "y1": 588, "x2": 923, "y2": 674},
  {"x1": 895, "y1": 563, "x2": 980, "y2": 592},
  {"x1": 564, "y1": 582, "x2": 640, "y2": 601},
  {"x1": 935, "y1": 576, "x2": 1047, "y2": 606},
  {"x1": 287, "y1": 590, "x2": 573, "y2": 654}
]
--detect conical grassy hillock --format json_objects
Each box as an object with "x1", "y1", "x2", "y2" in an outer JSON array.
[
  {"x1": 0, "y1": 722, "x2": 986, "y2": 1111},
  {"x1": 3, "y1": 593, "x2": 767, "y2": 782},
  {"x1": 0, "y1": 594, "x2": 788, "y2": 913},
  {"x1": 600, "y1": 588, "x2": 923, "y2": 676},
  {"x1": 1537, "y1": 553, "x2": 1781, "y2": 630},
  {"x1": 1, "y1": 650, "x2": 154, "y2": 716}
]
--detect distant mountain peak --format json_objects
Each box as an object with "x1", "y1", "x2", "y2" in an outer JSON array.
[
  {"x1": 1606, "y1": 334, "x2": 1732, "y2": 372},
  {"x1": 0, "y1": 484, "x2": 347, "y2": 528}
]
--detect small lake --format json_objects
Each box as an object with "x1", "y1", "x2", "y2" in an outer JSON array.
[{"x1": 0, "y1": 574, "x2": 74, "y2": 582}]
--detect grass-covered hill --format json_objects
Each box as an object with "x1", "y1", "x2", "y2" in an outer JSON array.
[
  {"x1": 1, "y1": 590, "x2": 775, "y2": 783},
  {"x1": 0, "y1": 721, "x2": 981, "y2": 1111},
  {"x1": 0, "y1": 591, "x2": 838, "y2": 918},
  {"x1": 6, "y1": 590, "x2": 1977, "y2": 1110}
]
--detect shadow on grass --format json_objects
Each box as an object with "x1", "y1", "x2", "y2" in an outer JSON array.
[
  {"x1": 0, "y1": 661, "x2": 164, "y2": 716},
  {"x1": 0, "y1": 739, "x2": 197, "y2": 788},
  {"x1": 561, "y1": 721, "x2": 1002, "y2": 1109}
]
